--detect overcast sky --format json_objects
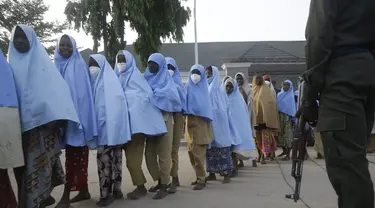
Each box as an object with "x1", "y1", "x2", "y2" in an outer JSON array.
[{"x1": 44, "y1": 0, "x2": 310, "y2": 50}]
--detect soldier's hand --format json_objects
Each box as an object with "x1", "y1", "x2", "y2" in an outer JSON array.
[{"x1": 302, "y1": 102, "x2": 319, "y2": 127}]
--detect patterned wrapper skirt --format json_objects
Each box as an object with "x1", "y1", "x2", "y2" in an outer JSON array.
[
  {"x1": 65, "y1": 145, "x2": 89, "y2": 191},
  {"x1": 97, "y1": 146, "x2": 122, "y2": 199},
  {"x1": 19, "y1": 124, "x2": 65, "y2": 208},
  {"x1": 256, "y1": 129, "x2": 277, "y2": 156},
  {"x1": 277, "y1": 112, "x2": 293, "y2": 148},
  {"x1": 0, "y1": 169, "x2": 17, "y2": 208},
  {"x1": 206, "y1": 147, "x2": 232, "y2": 175}
]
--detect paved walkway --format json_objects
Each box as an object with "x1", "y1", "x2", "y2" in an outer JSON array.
[{"x1": 8, "y1": 147, "x2": 375, "y2": 208}]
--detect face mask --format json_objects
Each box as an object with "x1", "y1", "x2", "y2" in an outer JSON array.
[
  {"x1": 117, "y1": 63, "x2": 126, "y2": 72},
  {"x1": 89, "y1": 66, "x2": 100, "y2": 79},
  {"x1": 190, "y1": 74, "x2": 201, "y2": 84},
  {"x1": 168, "y1": 69, "x2": 174, "y2": 77}
]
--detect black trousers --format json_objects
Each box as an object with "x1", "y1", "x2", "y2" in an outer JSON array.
[{"x1": 316, "y1": 51, "x2": 375, "y2": 208}]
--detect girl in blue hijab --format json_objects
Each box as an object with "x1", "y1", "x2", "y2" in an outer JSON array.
[
  {"x1": 205, "y1": 66, "x2": 232, "y2": 183},
  {"x1": 165, "y1": 57, "x2": 186, "y2": 192},
  {"x1": 143, "y1": 53, "x2": 180, "y2": 199},
  {"x1": 88, "y1": 54, "x2": 131, "y2": 206},
  {"x1": 185, "y1": 64, "x2": 214, "y2": 190},
  {"x1": 8, "y1": 24, "x2": 79, "y2": 208},
  {"x1": 0, "y1": 49, "x2": 23, "y2": 208},
  {"x1": 224, "y1": 78, "x2": 257, "y2": 176},
  {"x1": 114, "y1": 50, "x2": 167, "y2": 200},
  {"x1": 276, "y1": 80, "x2": 296, "y2": 161},
  {"x1": 53, "y1": 34, "x2": 98, "y2": 207}
]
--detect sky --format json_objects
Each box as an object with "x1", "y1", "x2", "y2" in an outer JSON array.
[{"x1": 44, "y1": 0, "x2": 310, "y2": 51}]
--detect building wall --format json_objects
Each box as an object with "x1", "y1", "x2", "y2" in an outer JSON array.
[{"x1": 226, "y1": 67, "x2": 249, "y2": 79}]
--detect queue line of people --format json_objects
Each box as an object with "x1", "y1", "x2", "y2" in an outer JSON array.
[{"x1": 0, "y1": 24, "x2": 300, "y2": 208}]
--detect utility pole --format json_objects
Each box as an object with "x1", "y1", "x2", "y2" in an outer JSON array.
[{"x1": 194, "y1": 0, "x2": 198, "y2": 65}]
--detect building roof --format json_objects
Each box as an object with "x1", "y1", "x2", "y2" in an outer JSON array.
[{"x1": 79, "y1": 41, "x2": 306, "y2": 72}]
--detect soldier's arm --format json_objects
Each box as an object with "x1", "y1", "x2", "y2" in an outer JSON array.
[{"x1": 305, "y1": 0, "x2": 337, "y2": 70}]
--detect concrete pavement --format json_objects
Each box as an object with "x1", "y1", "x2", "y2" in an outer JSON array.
[{"x1": 8, "y1": 147, "x2": 375, "y2": 208}]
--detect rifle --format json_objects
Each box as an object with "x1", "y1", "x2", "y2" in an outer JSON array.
[{"x1": 285, "y1": 77, "x2": 309, "y2": 202}]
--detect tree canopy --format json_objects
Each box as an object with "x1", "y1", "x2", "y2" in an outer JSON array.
[
  {"x1": 0, "y1": 0, "x2": 67, "y2": 55},
  {"x1": 64, "y1": 0, "x2": 190, "y2": 68},
  {"x1": 127, "y1": 0, "x2": 190, "y2": 68}
]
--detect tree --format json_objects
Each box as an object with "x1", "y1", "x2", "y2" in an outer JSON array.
[
  {"x1": 65, "y1": 0, "x2": 126, "y2": 65},
  {"x1": 64, "y1": 0, "x2": 190, "y2": 68},
  {"x1": 125, "y1": 0, "x2": 191, "y2": 68},
  {"x1": 0, "y1": 0, "x2": 67, "y2": 55}
]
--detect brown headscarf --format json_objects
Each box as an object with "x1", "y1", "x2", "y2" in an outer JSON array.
[{"x1": 252, "y1": 76, "x2": 280, "y2": 130}]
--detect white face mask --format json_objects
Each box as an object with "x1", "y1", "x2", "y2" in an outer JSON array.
[
  {"x1": 117, "y1": 63, "x2": 126, "y2": 72},
  {"x1": 89, "y1": 66, "x2": 100, "y2": 79},
  {"x1": 190, "y1": 74, "x2": 201, "y2": 84},
  {"x1": 168, "y1": 69, "x2": 174, "y2": 77}
]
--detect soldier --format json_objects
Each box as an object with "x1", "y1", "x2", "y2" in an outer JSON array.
[{"x1": 303, "y1": 0, "x2": 375, "y2": 207}]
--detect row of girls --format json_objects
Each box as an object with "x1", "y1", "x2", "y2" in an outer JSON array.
[{"x1": 0, "y1": 24, "x2": 259, "y2": 208}]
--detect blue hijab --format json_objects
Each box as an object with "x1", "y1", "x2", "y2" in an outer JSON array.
[
  {"x1": 185, "y1": 64, "x2": 213, "y2": 121},
  {"x1": 165, "y1": 57, "x2": 187, "y2": 112},
  {"x1": 0, "y1": 49, "x2": 18, "y2": 108},
  {"x1": 208, "y1": 66, "x2": 232, "y2": 148},
  {"x1": 90, "y1": 54, "x2": 131, "y2": 146},
  {"x1": 226, "y1": 79, "x2": 256, "y2": 152},
  {"x1": 54, "y1": 35, "x2": 98, "y2": 147},
  {"x1": 114, "y1": 50, "x2": 167, "y2": 136},
  {"x1": 276, "y1": 80, "x2": 296, "y2": 117},
  {"x1": 144, "y1": 53, "x2": 181, "y2": 112},
  {"x1": 8, "y1": 24, "x2": 79, "y2": 132}
]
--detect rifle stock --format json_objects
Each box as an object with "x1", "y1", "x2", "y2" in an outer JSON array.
[{"x1": 286, "y1": 78, "x2": 309, "y2": 202}]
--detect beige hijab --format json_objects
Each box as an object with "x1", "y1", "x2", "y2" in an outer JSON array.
[
  {"x1": 235, "y1": 73, "x2": 253, "y2": 102},
  {"x1": 252, "y1": 76, "x2": 280, "y2": 130}
]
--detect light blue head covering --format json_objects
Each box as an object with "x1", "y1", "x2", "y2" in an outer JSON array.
[
  {"x1": 185, "y1": 64, "x2": 213, "y2": 121},
  {"x1": 165, "y1": 57, "x2": 186, "y2": 112},
  {"x1": 0, "y1": 49, "x2": 18, "y2": 108},
  {"x1": 89, "y1": 54, "x2": 131, "y2": 146},
  {"x1": 8, "y1": 24, "x2": 79, "y2": 132},
  {"x1": 114, "y1": 50, "x2": 167, "y2": 136},
  {"x1": 54, "y1": 35, "x2": 98, "y2": 147},
  {"x1": 276, "y1": 80, "x2": 296, "y2": 117},
  {"x1": 144, "y1": 53, "x2": 181, "y2": 112},
  {"x1": 207, "y1": 66, "x2": 232, "y2": 148},
  {"x1": 225, "y1": 78, "x2": 256, "y2": 152}
]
